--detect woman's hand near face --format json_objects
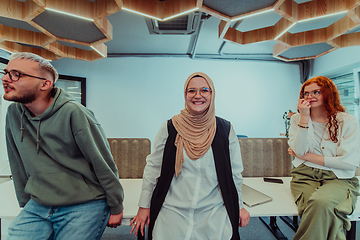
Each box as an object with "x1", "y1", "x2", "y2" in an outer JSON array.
[
  {"x1": 298, "y1": 99, "x2": 311, "y2": 117},
  {"x1": 297, "y1": 99, "x2": 311, "y2": 124}
]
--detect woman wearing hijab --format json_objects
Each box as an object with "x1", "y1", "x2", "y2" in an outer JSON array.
[
  {"x1": 130, "y1": 72, "x2": 250, "y2": 240},
  {"x1": 288, "y1": 76, "x2": 360, "y2": 240}
]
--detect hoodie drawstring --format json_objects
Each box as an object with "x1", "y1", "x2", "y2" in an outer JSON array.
[
  {"x1": 20, "y1": 109, "x2": 42, "y2": 152},
  {"x1": 20, "y1": 110, "x2": 25, "y2": 142},
  {"x1": 36, "y1": 120, "x2": 41, "y2": 152}
]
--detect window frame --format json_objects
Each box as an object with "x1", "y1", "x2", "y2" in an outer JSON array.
[{"x1": 56, "y1": 74, "x2": 87, "y2": 106}]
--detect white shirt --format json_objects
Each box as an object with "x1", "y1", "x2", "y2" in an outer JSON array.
[
  {"x1": 138, "y1": 121, "x2": 244, "y2": 240},
  {"x1": 288, "y1": 112, "x2": 360, "y2": 178}
]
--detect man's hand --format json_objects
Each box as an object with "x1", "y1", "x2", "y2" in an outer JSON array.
[{"x1": 107, "y1": 211, "x2": 123, "y2": 228}]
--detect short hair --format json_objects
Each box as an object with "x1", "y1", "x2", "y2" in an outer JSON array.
[{"x1": 9, "y1": 52, "x2": 59, "y2": 83}]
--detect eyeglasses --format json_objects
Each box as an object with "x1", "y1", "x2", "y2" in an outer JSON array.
[
  {"x1": 186, "y1": 87, "x2": 212, "y2": 98},
  {"x1": 0, "y1": 69, "x2": 47, "y2": 82},
  {"x1": 301, "y1": 90, "x2": 321, "y2": 98}
]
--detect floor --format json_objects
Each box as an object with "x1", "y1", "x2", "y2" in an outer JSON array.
[{"x1": 2, "y1": 216, "x2": 359, "y2": 240}]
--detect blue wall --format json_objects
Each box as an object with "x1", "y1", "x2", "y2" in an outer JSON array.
[{"x1": 52, "y1": 57, "x2": 302, "y2": 142}]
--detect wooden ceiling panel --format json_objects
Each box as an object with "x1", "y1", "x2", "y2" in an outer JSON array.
[
  {"x1": 0, "y1": 0, "x2": 121, "y2": 61},
  {"x1": 0, "y1": 40, "x2": 60, "y2": 60},
  {"x1": 122, "y1": 0, "x2": 197, "y2": 20},
  {"x1": 0, "y1": 24, "x2": 54, "y2": 47},
  {"x1": 0, "y1": 0, "x2": 360, "y2": 61},
  {"x1": 218, "y1": 0, "x2": 360, "y2": 61}
]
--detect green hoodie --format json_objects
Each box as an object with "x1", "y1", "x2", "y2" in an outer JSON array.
[{"x1": 5, "y1": 88, "x2": 124, "y2": 214}]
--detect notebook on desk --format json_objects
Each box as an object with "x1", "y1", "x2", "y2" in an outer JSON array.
[{"x1": 242, "y1": 184, "x2": 273, "y2": 207}]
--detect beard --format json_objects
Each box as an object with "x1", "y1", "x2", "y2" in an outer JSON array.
[{"x1": 4, "y1": 88, "x2": 37, "y2": 104}]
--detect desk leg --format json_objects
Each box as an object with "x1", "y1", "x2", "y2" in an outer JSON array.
[
  {"x1": 346, "y1": 221, "x2": 356, "y2": 240},
  {"x1": 280, "y1": 216, "x2": 298, "y2": 232},
  {"x1": 259, "y1": 216, "x2": 288, "y2": 240}
]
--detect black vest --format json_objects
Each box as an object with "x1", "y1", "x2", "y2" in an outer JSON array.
[{"x1": 149, "y1": 117, "x2": 240, "y2": 240}]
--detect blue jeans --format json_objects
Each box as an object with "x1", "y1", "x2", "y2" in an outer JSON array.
[{"x1": 7, "y1": 199, "x2": 110, "y2": 240}]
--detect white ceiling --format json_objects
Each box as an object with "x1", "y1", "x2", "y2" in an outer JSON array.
[{"x1": 104, "y1": 9, "x2": 278, "y2": 61}]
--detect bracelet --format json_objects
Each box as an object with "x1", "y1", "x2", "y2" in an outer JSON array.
[
  {"x1": 298, "y1": 124, "x2": 309, "y2": 129},
  {"x1": 299, "y1": 122, "x2": 308, "y2": 125}
]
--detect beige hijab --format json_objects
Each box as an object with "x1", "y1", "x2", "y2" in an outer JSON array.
[{"x1": 171, "y1": 72, "x2": 216, "y2": 177}]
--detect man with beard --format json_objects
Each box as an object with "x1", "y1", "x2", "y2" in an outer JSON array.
[{"x1": 1, "y1": 52, "x2": 124, "y2": 240}]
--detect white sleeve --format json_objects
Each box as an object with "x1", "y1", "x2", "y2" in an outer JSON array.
[
  {"x1": 324, "y1": 117, "x2": 360, "y2": 170},
  {"x1": 288, "y1": 114, "x2": 309, "y2": 156},
  {"x1": 138, "y1": 121, "x2": 169, "y2": 208},
  {"x1": 229, "y1": 124, "x2": 244, "y2": 209}
]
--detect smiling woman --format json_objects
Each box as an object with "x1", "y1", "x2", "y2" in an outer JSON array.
[
  {"x1": 185, "y1": 76, "x2": 212, "y2": 115},
  {"x1": 130, "y1": 72, "x2": 250, "y2": 240}
]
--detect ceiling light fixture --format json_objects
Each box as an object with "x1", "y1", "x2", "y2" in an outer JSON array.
[
  {"x1": 163, "y1": 8, "x2": 199, "y2": 21},
  {"x1": 45, "y1": 8, "x2": 94, "y2": 22},
  {"x1": 122, "y1": 7, "x2": 162, "y2": 21},
  {"x1": 122, "y1": 7, "x2": 199, "y2": 21},
  {"x1": 231, "y1": 9, "x2": 274, "y2": 22},
  {"x1": 274, "y1": 22, "x2": 297, "y2": 40},
  {"x1": 91, "y1": 46, "x2": 106, "y2": 57},
  {"x1": 297, "y1": 11, "x2": 348, "y2": 23}
]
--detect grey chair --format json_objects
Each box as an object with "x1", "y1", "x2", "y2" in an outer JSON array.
[
  {"x1": 238, "y1": 137, "x2": 294, "y2": 240},
  {"x1": 107, "y1": 138, "x2": 150, "y2": 179}
]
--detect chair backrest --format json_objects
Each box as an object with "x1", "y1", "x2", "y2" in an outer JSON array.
[
  {"x1": 238, "y1": 138, "x2": 292, "y2": 177},
  {"x1": 107, "y1": 138, "x2": 151, "y2": 179}
]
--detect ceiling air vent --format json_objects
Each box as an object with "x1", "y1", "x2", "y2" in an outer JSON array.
[{"x1": 145, "y1": 11, "x2": 201, "y2": 35}]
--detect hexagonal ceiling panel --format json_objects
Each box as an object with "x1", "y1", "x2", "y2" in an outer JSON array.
[
  {"x1": 1, "y1": 0, "x2": 360, "y2": 62},
  {"x1": 203, "y1": 0, "x2": 277, "y2": 17},
  {"x1": 199, "y1": 0, "x2": 360, "y2": 61},
  {"x1": 0, "y1": 0, "x2": 121, "y2": 61}
]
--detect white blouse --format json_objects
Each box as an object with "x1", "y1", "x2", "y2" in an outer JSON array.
[
  {"x1": 288, "y1": 112, "x2": 360, "y2": 178},
  {"x1": 138, "y1": 121, "x2": 244, "y2": 240}
]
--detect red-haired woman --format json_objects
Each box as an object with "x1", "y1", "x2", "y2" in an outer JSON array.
[{"x1": 288, "y1": 76, "x2": 360, "y2": 240}]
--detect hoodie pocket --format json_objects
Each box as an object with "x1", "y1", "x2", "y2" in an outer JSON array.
[{"x1": 25, "y1": 172, "x2": 102, "y2": 206}]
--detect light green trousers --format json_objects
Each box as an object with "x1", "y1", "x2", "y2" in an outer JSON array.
[{"x1": 290, "y1": 164, "x2": 359, "y2": 240}]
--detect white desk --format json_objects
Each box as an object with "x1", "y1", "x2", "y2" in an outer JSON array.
[
  {"x1": 1, "y1": 177, "x2": 360, "y2": 240},
  {"x1": 120, "y1": 177, "x2": 360, "y2": 240},
  {"x1": 121, "y1": 177, "x2": 360, "y2": 219},
  {"x1": 244, "y1": 177, "x2": 360, "y2": 240},
  {"x1": 243, "y1": 177, "x2": 360, "y2": 219},
  {"x1": 119, "y1": 178, "x2": 143, "y2": 224},
  {"x1": 243, "y1": 177, "x2": 298, "y2": 217},
  {"x1": 0, "y1": 177, "x2": 21, "y2": 239},
  {"x1": 0, "y1": 178, "x2": 21, "y2": 218},
  {"x1": 0, "y1": 179, "x2": 143, "y2": 224}
]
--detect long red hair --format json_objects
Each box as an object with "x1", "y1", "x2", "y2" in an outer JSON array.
[{"x1": 299, "y1": 76, "x2": 345, "y2": 143}]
